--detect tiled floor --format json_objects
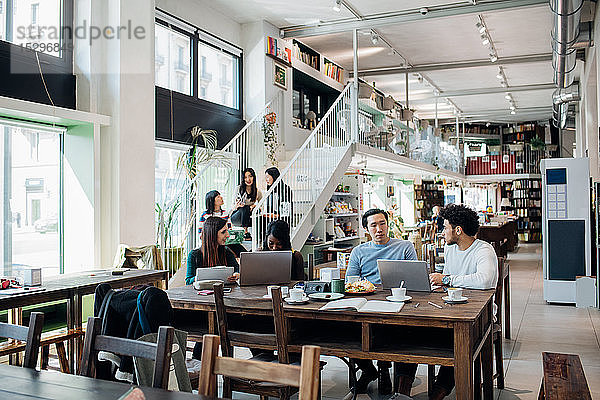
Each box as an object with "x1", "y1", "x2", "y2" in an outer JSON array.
[{"x1": 229, "y1": 243, "x2": 600, "y2": 399}]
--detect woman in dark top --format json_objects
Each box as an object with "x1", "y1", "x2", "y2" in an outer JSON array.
[
  {"x1": 262, "y1": 219, "x2": 306, "y2": 280},
  {"x1": 230, "y1": 168, "x2": 262, "y2": 239},
  {"x1": 185, "y1": 216, "x2": 239, "y2": 285},
  {"x1": 264, "y1": 167, "x2": 293, "y2": 226}
]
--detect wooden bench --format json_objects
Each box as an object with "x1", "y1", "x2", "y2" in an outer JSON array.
[{"x1": 538, "y1": 352, "x2": 591, "y2": 400}]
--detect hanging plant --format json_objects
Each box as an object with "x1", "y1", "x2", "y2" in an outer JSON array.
[
  {"x1": 530, "y1": 136, "x2": 546, "y2": 151},
  {"x1": 263, "y1": 110, "x2": 279, "y2": 167}
]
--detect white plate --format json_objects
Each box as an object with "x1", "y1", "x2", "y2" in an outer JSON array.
[
  {"x1": 442, "y1": 295, "x2": 469, "y2": 304},
  {"x1": 308, "y1": 292, "x2": 344, "y2": 301},
  {"x1": 386, "y1": 295, "x2": 412, "y2": 303},
  {"x1": 284, "y1": 295, "x2": 309, "y2": 304}
]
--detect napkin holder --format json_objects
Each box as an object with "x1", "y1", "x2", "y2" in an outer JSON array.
[{"x1": 304, "y1": 281, "x2": 331, "y2": 294}]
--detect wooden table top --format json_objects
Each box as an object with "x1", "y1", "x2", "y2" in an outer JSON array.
[
  {"x1": 0, "y1": 269, "x2": 168, "y2": 309},
  {"x1": 0, "y1": 363, "x2": 222, "y2": 399},
  {"x1": 168, "y1": 284, "x2": 494, "y2": 323}
]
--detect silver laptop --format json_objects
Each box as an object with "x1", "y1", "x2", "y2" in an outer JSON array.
[
  {"x1": 377, "y1": 260, "x2": 433, "y2": 292},
  {"x1": 239, "y1": 251, "x2": 292, "y2": 286},
  {"x1": 195, "y1": 266, "x2": 235, "y2": 282}
]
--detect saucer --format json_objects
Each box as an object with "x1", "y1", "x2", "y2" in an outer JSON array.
[
  {"x1": 263, "y1": 294, "x2": 289, "y2": 299},
  {"x1": 442, "y1": 295, "x2": 468, "y2": 304},
  {"x1": 386, "y1": 295, "x2": 412, "y2": 303},
  {"x1": 308, "y1": 292, "x2": 344, "y2": 301},
  {"x1": 284, "y1": 295, "x2": 309, "y2": 304}
]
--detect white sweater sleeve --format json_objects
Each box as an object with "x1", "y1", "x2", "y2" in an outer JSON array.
[{"x1": 450, "y1": 245, "x2": 498, "y2": 289}]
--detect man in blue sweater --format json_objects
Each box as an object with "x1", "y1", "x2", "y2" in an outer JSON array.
[{"x1": 347, "y1": 208, "x2": 417, "y2": 395}]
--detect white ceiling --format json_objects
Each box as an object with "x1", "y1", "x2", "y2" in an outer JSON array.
[{"x1": 207, "y1": 0, "x2": 569, "y2": 123}]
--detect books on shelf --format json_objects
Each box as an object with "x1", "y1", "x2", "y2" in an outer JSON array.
[
  {"x1": 319, "y1": 298, "x2": 404, "y2": 313},
  {"x1": 323, "y1": 60, "x2": 344, "y2": 83},
  {"x1": 266, "y1": 36, "x2": 291, "y2": 64},
  {"x1": 292, "y1": 42, "x2": 319, "y2": 70}
]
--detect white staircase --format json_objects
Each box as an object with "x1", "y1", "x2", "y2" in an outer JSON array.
[{"x1": 251, "y1": 85, "x2": 357, "y2": 250}]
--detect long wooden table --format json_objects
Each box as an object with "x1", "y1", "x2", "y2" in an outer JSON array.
[
  {"x1": 0, "y1": 363, "x2": 222, "y2": 399},
  {"x1": 0, "y1": 269, "x2": 168, "y2": 371},
  {"x1": 168, "y1": 285, "x2": 495, "y2": 400}
]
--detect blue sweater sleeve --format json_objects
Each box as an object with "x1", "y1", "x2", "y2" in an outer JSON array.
[
  {"x1": 346, "y1": 247, "x2": 361, "y2": 278},
  {"x1": 405, "y1": 242, "x2": 418, "y2": 260}
]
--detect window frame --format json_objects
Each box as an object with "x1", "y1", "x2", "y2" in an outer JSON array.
[
  {"x1": 0, "y1": 0, "x2": 74, "y2": 74},
  {"x1": 155, "y1": 9, "x2": 243, "y2": 118}
]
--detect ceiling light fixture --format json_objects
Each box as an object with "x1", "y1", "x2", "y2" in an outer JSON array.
[
  {"x1": 505, "y1": 93, "x2": 511, "y2": 100},
  {"x1": 481, "y1": 36, "x2": 490, "y2": 46},
  {"x1": 333, "y1": 0, "x2": 341, "y2": 12},
  {"x1": 510, "y1": 106, "x2": 515, "y2": 110},
  {"x1": 490, "y1": 54, "x2": 498, "y2": 62},
  {"x1": 510, "y1": 110, "x2": 516, "y2": 115},
  {"x1": 370, "y1": 31, "x2": 379, "y2": 45}
]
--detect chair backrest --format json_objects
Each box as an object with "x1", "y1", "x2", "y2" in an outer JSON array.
[
  {"x1": 213, "y1": 283, "x2": 290, "y2": 363},
  {"x1": 199, "y1": 334, "x2": 321, "y2": 400},
  {"x1": 495, "y1": 257, "x2": 505, "y2": 320},
  {"x1": 427, "y1": 247, "x2": 436, "y2": 274},
  {"x1": 79, "y1": 316, "x2": 174, "y2": 389},
  {"x1": 0, "y1": 312, "x2": 44, "y2": 369}
]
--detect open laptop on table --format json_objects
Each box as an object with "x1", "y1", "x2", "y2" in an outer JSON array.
[
  {"x1": 239, "y1": 251, "x2": 292, "y2": 286},
  {"x1": 377, "y1": 259, "x2": 439, "y2": 292}
]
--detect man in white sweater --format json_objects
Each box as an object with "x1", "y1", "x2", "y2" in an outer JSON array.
[{"x1": 395, "y1": 204, "x2": 498, "y2": 400}]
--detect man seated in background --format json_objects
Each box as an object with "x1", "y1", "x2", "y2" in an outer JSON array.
[
  {"x1": 346, "y1": 208, "x2": 417, "y2": 395},
  {"x1": 393, "y1": 204, "x2": 498, "y2": 399}
]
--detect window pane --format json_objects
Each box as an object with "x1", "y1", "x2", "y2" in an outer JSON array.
[
  {"x1": 1, "y1": 0, "x2": 62, "y2": 57},
  {"x1": 155, "y1": 144, "x2": 191, "y2": 248},
  {"x1": 155, "y1": 23, "x2": 191, "y2": 95},
  {"x1": 1, "y1": 123, "x2": 61, "y2": 278},
  {"x1": 198, "y1": 42, "x2": 239, "y2": 109}
]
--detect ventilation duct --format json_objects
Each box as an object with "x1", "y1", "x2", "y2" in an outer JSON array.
[{"x1": 550, "y1": 0, "x2": 584, "y2": 128}]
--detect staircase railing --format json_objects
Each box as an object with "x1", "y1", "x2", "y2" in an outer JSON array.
[
  {"x1": 157, "y1": 92, "x2": 282, "y2": 275},
  {"x1": 250, "y1": 85, "x2": 354, "y2": 250}
]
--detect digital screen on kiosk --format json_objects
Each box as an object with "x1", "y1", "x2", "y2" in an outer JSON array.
[{"x1": 546, "y1": 168, "x2": 567, "y2": 185}]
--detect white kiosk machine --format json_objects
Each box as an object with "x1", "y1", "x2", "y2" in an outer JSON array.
[{"x1": 540, "y1": 158, "x2": 591, "y2": 303}]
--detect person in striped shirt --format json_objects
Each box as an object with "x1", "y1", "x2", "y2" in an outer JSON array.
[{"x1": 198, "y1": 190, "x2": 231, "y2": 234}]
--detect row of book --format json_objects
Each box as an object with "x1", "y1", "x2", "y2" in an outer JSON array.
[
  {"x1": 518, "y1": 232, "x2": 542, "y2": 242},
  {"x1": 506, "y1": 123, "x2": 537, "y2": 133},
  {"x1": 292, "y1": 43, "x2": 319, "y2": 70},
  {"x1": 512, "y1": 199, "x2": 542, "y2": 208},
  {"x1": 513, "y1": 179, "x2": 541, "y2": 189},
  {"x1": 517, "y1": 220, "x2": 541, "y2": 230},
  {"x1": 514, "y1": 208, "x2": 542, "y2": 217},
  {"x1": 266, "y1": 36, "x2": 292, "y2": 64},
  {"x1": 323, "y1": 61, "x2": 344, "y2": 83},
  {"x1": 512, "y1": 189, "x2": 541, "y2": 199}
]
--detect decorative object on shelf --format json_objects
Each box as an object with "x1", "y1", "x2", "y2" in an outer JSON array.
[
  {"x1": 305, "y1": 110, "x2": 317, "y2": 130},
  {"x1": 273, "y1": 62, "x2": 287, "y2": 89},
  {"x1": 263, "y1": 110, "x2": 279, "y2": 167}
]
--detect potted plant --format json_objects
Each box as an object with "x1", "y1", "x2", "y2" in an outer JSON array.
[
  {"x1": 156, "y1": 127, "x2": 224, "y2": 276},
  {"x1": 530, "y1": 136, "x2": 546, "y2": 151}
]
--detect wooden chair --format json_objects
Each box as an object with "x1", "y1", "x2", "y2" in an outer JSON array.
[
  {"x1": 0, "y1": 312, "x2": 44, "y2": 369},
  {"x1": 79, "y1": 316, "x2": 174, "y2": 389},
  {"x1": 213, "y1": 283, "x2": 324, "y2": 399},
  {"x1": 199, "y1": 334, "x2": 321, "y2": 400},
  {"x1": 493, "y1": 256, "x2": 505, "y2": 389}
]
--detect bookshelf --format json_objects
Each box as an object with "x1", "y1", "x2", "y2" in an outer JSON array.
[
  {"x1": 292, "y1": 40, "x2": 320, "y2": 71},
  {"x1": 414, "y1": 180, "x2": 444, "y2": 221},
  {"x1": 323, "y1": 57, "x2": 344, "y2": 84},
  {"x1": 503, "y1": 123, "x2": 543, "y2": 144},
  {"x1": 512, "y1": 178, "x2": 542, "y2": 242}
]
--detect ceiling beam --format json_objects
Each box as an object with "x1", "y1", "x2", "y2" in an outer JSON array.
[
  {"x1": 353, "y1": 53, "x2": 552, "y2": 77},
  {"x1": 281, "y1": 0, "x2": 547, "y2": 38},
  {"x1": 395, "y1": 83, "x2": 556, "y2": 104}
]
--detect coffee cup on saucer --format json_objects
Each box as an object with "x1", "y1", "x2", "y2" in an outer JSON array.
[
  {"x1": 289, "y1": 288, "x2": 304, "y2": 302},
  {"x1": 391, "y1": 287, "x2": 407, "y2": 300},
  {"x1": 447, "y1": 287, "x2": 463, "y2": 301}
]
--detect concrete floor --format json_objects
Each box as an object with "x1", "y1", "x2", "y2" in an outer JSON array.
[{"x1": 228, "y1": 243, "x2": 600, "y2": 399}]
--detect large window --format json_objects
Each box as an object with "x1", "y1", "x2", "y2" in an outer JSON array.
[
  {"x1": 1, "y1": 120, "x2": 62, "y2": 278},
  {"x1": 155, "y1": 23, "x2": 191, "y2": 95},
  {"x1": 1, "y1": 0, "x2": 68, "y2": 60},
  {"x1": 155, "y1": 10, "x2": 242, "y2": 112}
]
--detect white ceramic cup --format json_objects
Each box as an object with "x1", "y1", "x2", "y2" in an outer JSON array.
[
  {"x1": 266, "y1": 285, "x2": 278, "y2": 298},
  {"x1": 391, "y1": 287, "x2": 407, "y2": 300},
  {"x1": 346, "y1": 275, "x2": 360, "y2": 284},
  {"x1": 289, "y1": 288, "x2": 304, "y2": 302},
  {"x1": 447, "y1": 287, "x2": 463, "y2": 301},
  {"x1": 281, "y1": 286, "x2": 289, "y2": 297}
]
